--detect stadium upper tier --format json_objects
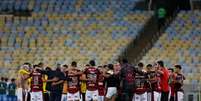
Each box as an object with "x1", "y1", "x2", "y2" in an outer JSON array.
[
  {"x1": 0, "y1": 9, "x2": 152, "y2": 72},
  {"x1": 141, "y1": 10, "x2": 201, "y2": 84},
  {"x1": 0, "y1": 0, "x2": 141, "y2": 14}
]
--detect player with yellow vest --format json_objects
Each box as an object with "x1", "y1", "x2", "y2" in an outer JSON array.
[{"x1": 16, "y1": 63, "x2": 32, "y2": 101}]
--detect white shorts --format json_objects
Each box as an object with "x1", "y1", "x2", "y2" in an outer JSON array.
[
  {"x1": 105, "y1": 87, "x2": 117, "y2": 99},
  {"x1": 147, "y1": 91, "x2": 161, "y2": 101},
  {"x1": 133, "y1": 92, "x2": 147, "y2": 101},
  {"x1": 85, "y1": 90, "x2": 98, "y2": 101},
  {"x1": 67, "y1": 91, "x2": 80, "y2": 101},
  {"x1": 61, "y1": 94, "x2": 67, "y2": 101},
  {"x1": 176, "y1": 91, "x2": 184, "y2": 101},
  {"x1": 147, "y1": 92, "x2": 152, "y2": 101},
  {"x1": 153, "y1": 91, "x2": 161, "y2": 101},
  {"x1": 169, "y1": 87, "x2": 171, "y2": 100},
  {"x1": 30, "y1": 91, "x2": 43, "y2": 101},
  {"x1": 16, "y1": 88, "x2": 23, "y2": 101},
  {"x1": 98, "y1": 96, "x2": 104, "y2": 101}
]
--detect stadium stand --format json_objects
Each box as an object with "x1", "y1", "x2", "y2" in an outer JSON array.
[
  {"x1": 0, "y1": 0, "x2": 153, "y2": 77},
  {"x1": 141, "y1": 10, "x2": 201, "y2": 85},
  {"x1": 0, "y1": 0, "x2": 201, "y2": 101},
  {"x1": 0, "y1": 0, "x2": 140, "y2": 13}
]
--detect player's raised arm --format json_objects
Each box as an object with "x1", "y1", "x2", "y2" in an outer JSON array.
[{"x1": 80, "y1": 69, "x2": 87, "y2": 81}]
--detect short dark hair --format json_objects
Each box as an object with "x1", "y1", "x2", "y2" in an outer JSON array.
[
  {"x1": 71, "y1": 61, "x2": 77, "y2": 67},
  {"x1": 24, "y1": 62, "x2": 30, "y2": 65},
  {"x1": 168, "y1": 68, "x2": 174, "y2": 72},
  {"x1": 89, "y1": 60, "x2": 96, "y2": 66},
  {"x1": 85, "y1": 64, "x2": 90, "y2": 67},
  {"x1": 33, "y1": 65, "x2": 39, "y2": 68},
  {"x1": 1, "y1": 77, "x2": 4, "y2": 81},
  {"x1": 108, "y1": 64, "x2": 114, "y2": 70},
  {"x1": 175, "y1": 65, "x2": 182, "y2": 70},
  {"x1": 56, "y1": 67, "x2": 61, "y2": 72},
  {"x1": 4, "y1": 78, "x2": 8, "y2": 82},
  {"x1": 122, "y1": 58, "x2": 128, "y2": 64},
  {"x1": 157, "y1": 60, "x2": 164, "y2": 67},
  {"x1": 98, "y1": 66, "x2": 102, "y2": 68},
  {"x1": 146, "y1": 64, "x2": 152, "y2": 68},
  {"x1": 138, "y1": 62, "x2": 144, "y2": 68},
  {"x1": 45, "y1": 67, "x2": 52, "y2": 71},
  {"x1": 103, "y1": 65, "x2": 107, "y2": 68},
  {"x1": 38, "y1": 62, "x2": 44, "y2": 67},
  {"x1": 63, "y1": 65, "x2": 68, "y2": 68},
  {"x1": 24, "y1": 62, "x2": 31, "y2": 67},
  {"x1": 11, "y1": 78, "x2": 15, "y2": 82}
]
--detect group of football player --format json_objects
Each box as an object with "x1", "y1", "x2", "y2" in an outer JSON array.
[{"x1": 14, "y1": 59, "x2": 185, "y2": 101}]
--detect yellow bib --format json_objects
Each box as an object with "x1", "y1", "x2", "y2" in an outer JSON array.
[
  {"x1": 43, "y1": 75, "x2": 48, "y2": 92},
  {"x1": 81, "y1": 81, "x2": 86, "y2": 93}
]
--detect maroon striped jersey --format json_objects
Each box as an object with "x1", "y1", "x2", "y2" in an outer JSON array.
[
  {"x1": 84, "y1": 67, "x2": 100, "y2": 91},
  {"x1": 30, "y1": 71, "x2": 43, "y2": 92},
  {"x1": 67, "y1": 69, "x2": 81, "y2": 93}
]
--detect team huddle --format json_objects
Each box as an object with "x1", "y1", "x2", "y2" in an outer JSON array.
[{"x1": 12, "y1": 59, "x2": 185, "y2": 101}]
